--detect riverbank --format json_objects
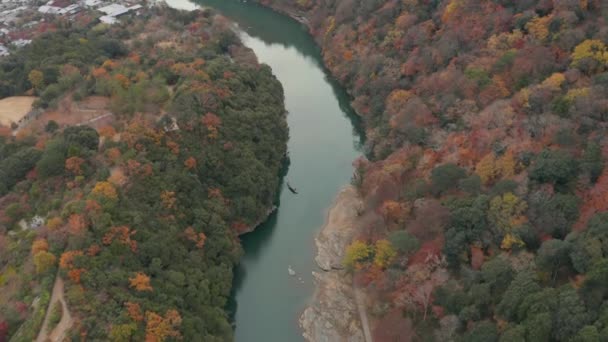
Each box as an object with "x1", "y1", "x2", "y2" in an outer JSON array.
[
  {"x1": 184, "y1": 2, "x2": 364, "y2": 339},
  {"x1": 300, "y1": 186, "x2": 368, "y2": 341},
  {"x1": 241, "y1": 4, "x2": 374, "y2": 340}
]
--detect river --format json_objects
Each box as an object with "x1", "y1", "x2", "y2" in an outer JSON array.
[{"x1": 165, "y1": 0, "x2": 364, "y2": 340}]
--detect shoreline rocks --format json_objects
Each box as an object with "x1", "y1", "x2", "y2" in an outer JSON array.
[
  {"x1": 300, "y1": 186, "x2": 365, "y2": 342},
  {"x1": 238, "y1": 205, "x2": 277, "y2": 235}
]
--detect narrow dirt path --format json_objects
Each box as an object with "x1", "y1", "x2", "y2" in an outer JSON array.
[
  {"x1": 36, "y1": 276, "x2": 73, "y2": 342},
  {"x1": 354, "y1": 286, "x2": 373, "y2": 342},
  {"x1": 76, "y1": 112, "x2": 113, "y2": 126}
]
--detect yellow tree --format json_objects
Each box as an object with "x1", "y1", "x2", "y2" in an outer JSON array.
[
  {"x1": 475, "y1": 153, "x2": 498, "y2": 184},
  {"x1": 500, "y1": 233, "x2": 525, "y2": 250},
  {"x1": 374, "y1": 240, "x2": 396, "y2": 269},
  {"x1": 34, "y1": 251, "x2": 56, "y2": 274},
  {"x1": 92, "y1": 181, "x2": 118, "y2": 200},
  {"x1": 344, "y1": 240, "x2": 372, "y2": 270},
  {"x1": 46, "y1": 217, "x2": 63, "y2": 230},
  {"x1": 526, "y1": 15, "x2": 551, "y2": 41},
  {"x1": 541, "y1": 73, "x2": 566, "y2": 90},
  {"x1": 28, "y1": 70, "x2": 44, "y2": 90},
  {"x1": 571, "y1": 40, "x2": 608, "y2": 68},
  {"x1": 489, "y1": 192, "x2": 527, "y2": 232},
  {"x1": 160, "y1": 191, "x2": 176, "y2": 210},
  {"x1": 497, "y1": 151, "x2": 517, "y2": 179},
  {"x1": 109, "y1": 323, "x2": 137, "y2": 342}
]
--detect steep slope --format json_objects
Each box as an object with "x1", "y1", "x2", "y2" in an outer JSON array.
[
  {"x1": 259, "y1": 1, "x2": 608, "y2": 340},
  {"x1": 0, "y1": 7, "x2": 287, "y2": 341}
]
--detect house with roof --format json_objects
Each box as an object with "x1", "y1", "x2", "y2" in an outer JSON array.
[{"x1": 98, "y1": 3, "x2": 142, "y2": 25}]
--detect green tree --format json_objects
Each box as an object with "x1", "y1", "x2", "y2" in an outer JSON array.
[
  {"x1": 36, "y1": 139, "x2": 67, "y2": 178},
  {"x1": 581, "y1": 142, "x2": 603, "y2": 183},
  {"x1": 109, "y1": 323, "x2": 137, "y2": 342},
  {"x1": 553, "y1": 286, "x2": 590, "y2": 341},
  {"x1": 459, "y1": 174, "x2": 482, "y2": 194},
  {"x1": 388, "y1": 230, "x2": 419, "y2": 255},
  {"x1": 569, "y1": 233, "x2": 603, "y2": 273},
  {"x1": 571, "y1": 325, "x2": 600, "y2": 342},
  {"x1": 536, "y1": 239, "x2": 571, "y2": 277},
  {"x1": 63, "y1": 126, "x2": 100, "y2": 153},
  {"x1": 528, "y1": 193, "x2": 579, "y2": 238},
  {"x1": 45, "y1": 120, "x2": 59, "y2": 133},
  {"x1": 480, "y1": 257, "x2": 514, "y2": 296},
  {"x1": 431, "y1": 163, "x2": 466, "y2": 195},
  {"x1": 464, "y1": 321, "x2": 498, "y2": 342},
  {"x1": 529, "y1": 149, "x2": 578, "y2": 185},
  {"x1": 0, "y1": 147, "x2": 42, "y2": 195},
  {"x1": 524, "y1": 313, "x2": 552, "y2": 341},
  {"x1": 582, "y1": 259, "x2": 608, "y2": 309},
  {"x1": 518, "y1": 287, "x2": 558, "y2": 323},
  {"x1": 499, "y1": 325, "x2": 525, "y2": 342},
  {"x1": 443, "y1": 196, "x2": 489, "y2": 268},
  {"x1": 497, "y1": 270, "x2": 541, "y2": 320}
]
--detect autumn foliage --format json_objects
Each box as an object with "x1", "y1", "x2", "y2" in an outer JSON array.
[
  {"x1": 253, "y1": 0, "x2": 608, "y2": 339},
  {"x1": 145, "y1": 309, "x2": 182, "y2": 342},
  {"x1": 102, "y1": 226, "x2": 137, "y2": 252},
  {"x1": 129, "y1": 272, "x2": 153, "y2": 292},
  {"x1": 59, "y1": 250, "x2": 83, "y2": 270},
  {"x1": 184, "y1": 227, "x2": 206, "y2": 249},
  {"x1": 92, "y1": 181, "x2": 118, "y2": 200},
  {"x1": 0, "y1": 9, "x2": 289, "y2": 341}
]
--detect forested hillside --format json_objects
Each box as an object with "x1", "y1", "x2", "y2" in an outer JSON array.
[
  {"x1": 0, "y1": 8, "x2": 287, "y2": 341},
  {"x1": 259, "y1": 0, "x2": 608, "y2": 340}
]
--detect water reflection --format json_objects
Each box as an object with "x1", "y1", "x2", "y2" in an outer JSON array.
[{"x1": 193, "y1": 0, "x2": 366, "y2": 144}]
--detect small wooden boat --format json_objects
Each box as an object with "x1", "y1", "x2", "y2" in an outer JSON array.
[{"x1": 287, "y1": 181, "x2": 298, "y2": 194}]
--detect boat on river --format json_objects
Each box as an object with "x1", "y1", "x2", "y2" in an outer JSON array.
[{"x1": 286, "y1": 181, "x2": 298, "y2": 194}]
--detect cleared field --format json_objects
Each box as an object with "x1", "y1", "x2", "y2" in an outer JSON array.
[
  {"x1": 20, "y1": 96, "x2": 114, "y2": 135},
  {"x1": 0, "y1": 96, "x2": 36, "y2": 126}
]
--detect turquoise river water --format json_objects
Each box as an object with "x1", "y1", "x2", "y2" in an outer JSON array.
[{"x1": 166, "y1": 1, "x2": 364, "y2": 340}]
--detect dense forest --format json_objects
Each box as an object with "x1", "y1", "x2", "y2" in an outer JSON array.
[
  {"x1": 257, "y1": 0, "x2": 608, "y2": 341},
  {"x1": 0, "y1": 7, "x2": 287, "y2": 341}
]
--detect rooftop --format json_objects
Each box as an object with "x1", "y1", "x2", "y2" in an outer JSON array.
[{"x1": 97, "y1": 3, "x2": 126, "y2": 15}]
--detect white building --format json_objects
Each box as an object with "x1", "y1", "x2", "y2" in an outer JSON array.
[
  {"x1": 12, "y1": 39, "x2": 31, "y2": 47},
  {"x1": 98, "y1": 4, "x2": 142, "y2": 25},
  {"x1": 59, "y1": 3, "x2": 80, "y2": 14},
  {"x1": 99, "y1": 14, "x2": 117, "y2": 24},
  {"x1": 38, "y1": 4, "x2": 61, "y2": 14},
  {"x1": 97, "y1": 3, "x2": 126, "y2": 15},
  {"x1": 84, "y1": 0, "x2": 103, "y2": 8},
  {"x1": 0, "y1": 44, "x2": 9, "y2": 56}
]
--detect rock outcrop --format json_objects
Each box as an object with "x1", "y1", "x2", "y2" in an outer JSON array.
[{"x1": 300, "y1": 186, "x2": 365, "y2": 342}]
